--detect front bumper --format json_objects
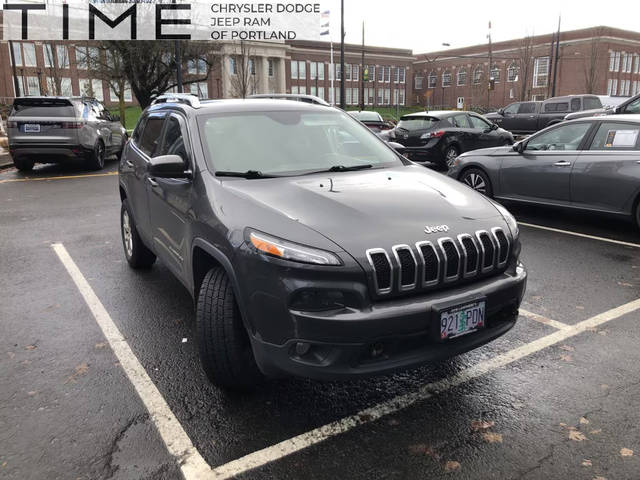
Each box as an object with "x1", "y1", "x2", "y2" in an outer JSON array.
[{"x1": 250, "y1": 263, "x2": 527, "y2": 380}]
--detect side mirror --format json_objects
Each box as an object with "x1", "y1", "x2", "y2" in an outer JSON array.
[
  {"x1": 513, "y1": 142, "x2": 525, "y2": 154},
  {"x1": 498, "y1": 108, "x2": 505, "y2": 115},
  {"x1": 388, "y1": 141, "x2": 407, "y2": 154},
  {"x1": 491, "y1": 123, "x2": 499, "y2": 130},
  {"x1": 613, "y1": 105, "x2": 621, "y2": 114},
  {"x1": 148, "y1": 154, "x2": 191, "y2": 178}
]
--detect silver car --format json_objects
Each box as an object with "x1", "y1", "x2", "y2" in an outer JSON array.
[
  {"x1": 448, "y1": 115, "x2": 640, "y2": 228},
  {"x1": 7, "y1": 96, "x2": 126, "y2": 171}
]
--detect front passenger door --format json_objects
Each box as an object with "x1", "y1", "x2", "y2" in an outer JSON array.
[
  {"x1": 499, "y1": 122, "x2": 593, "y2": 203},
  {"x1": 147, "y1": 114, "x2": 193, "y2": 281}
]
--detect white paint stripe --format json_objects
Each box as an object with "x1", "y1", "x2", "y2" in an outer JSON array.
[
  {"x1": 519, "y1": 308, "x2": 570, "y2": 330},
  {"x1": 52, "y1": 243, "x2": 215, "y2": 480},
  {"x1": 211, "y1": 298, "x2": 640, "y2": 479},
  {"x1": 519, "y1": 222, "x2": 640, "y2": 249}
]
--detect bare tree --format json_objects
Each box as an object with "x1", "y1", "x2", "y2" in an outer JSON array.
[
  {"x1": 229, "y1": 41, "x2": 256, "y2": 99},
  {"x1": 101, "y1": 41, "x2": 217, "y2": 109},
  {"x1": 43, "y1": 42, "x2": 70, "y2": 96},
  {"x1": 516, "y1": 35, "x2": 535, "y2": 101},
  {"x1": 583, "y1": 28, "x2": 604, "y2": 94}
]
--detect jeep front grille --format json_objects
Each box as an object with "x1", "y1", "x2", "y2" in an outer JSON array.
[{"x1": 366, "y1": 228, "x2": 510, "y2": 296}]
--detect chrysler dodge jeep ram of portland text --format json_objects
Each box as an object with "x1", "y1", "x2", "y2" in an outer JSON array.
[{"x1": 118, "y1": 94, "x2": 527, "y2": 390}]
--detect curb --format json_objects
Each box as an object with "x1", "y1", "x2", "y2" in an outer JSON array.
[{"x1": 0, "y1": 153, "x2": 13, "y2": 170}]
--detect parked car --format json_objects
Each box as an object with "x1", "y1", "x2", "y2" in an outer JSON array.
[
  {"x1": 348, "y1": 111, "x2": 394, "y2": 133},
  {"x1": 564, "y1": 93, "x2": 640, "y2": 121},
  {"x1": 7, "y1": 96, "x2": 126, "y2": 171},
  {"x1": 118, "y1": 94, "x2": 526, "y2": 390},
  {"x1": 447, "y1": 115, "x2": 640, "y2": 228},
  {"x1": 388, "y1": 111, "x2": 513, "y2": 167},
  {"x1": 486, "y1": 95, "x2": 602, "y2": 134}
]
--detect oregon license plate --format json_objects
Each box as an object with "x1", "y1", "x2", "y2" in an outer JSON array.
[
  {"x1": 24, "y1": 124, "x2": 41, "y2": 133},
  {"x1": 440, "y1": 300, "x2": 486, "y2": 340}
]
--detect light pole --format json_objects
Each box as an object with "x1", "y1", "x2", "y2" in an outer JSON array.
[{"x1": 339, "y1": 0, "x2": 345, "y2": 109}]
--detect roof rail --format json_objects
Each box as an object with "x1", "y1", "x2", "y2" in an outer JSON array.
[
  {"x1": 152, "y1": 93, "x2": 201, "y2": 108},
  {"x1": 249, "y1": 94, "x2": 330, "y2": 106}
]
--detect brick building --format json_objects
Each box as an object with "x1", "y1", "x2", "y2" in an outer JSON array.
[
  {"x1": 413, "y1": 26, "x2": 640, "y2": 111},
  {"x1": 1, "y1": 26, "x2": 640, "y2": 111}
]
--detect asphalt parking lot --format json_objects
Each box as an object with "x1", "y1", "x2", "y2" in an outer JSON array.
[{"x1": 1, "y1": 160, "x2": 639, "y2": 480}]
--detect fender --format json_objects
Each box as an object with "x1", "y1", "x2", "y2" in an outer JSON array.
[{"x1": 190, "y1": 237, "x2": 253, "y2": 331}]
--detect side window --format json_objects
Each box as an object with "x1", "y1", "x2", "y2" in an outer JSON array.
[
  {"x1": 138, "y1": 116, "x2": 165, "y2": 157},
  {"x1": 589, "y1": 122, "x2": 640, "y2": 151},
  {"x1": 623, "y1": 98, "x2": 640, "y2": 114},
  {"x1": 544, "y1": 102, "x2": 569, "y2": 113},
  {"x1": 526, "y1": 123, "x2": 592, "y2": 151},
  {"x1": 157, "y1": 116, "x2": 189, "y2": 164},
  {"x1": 503, "y1": 103, "x2": 519, "y2": 114},
  {"x1": 518, "y1": 102, "x2": 536, "y2": 114},
  {"x1": 584, "y1": 97, "x2": 602, "y2": 110},
  {"x1": 469, "y1": 115, "x2": 491, "y2": 129},
  {"x1": 452, "y1": 114, "x2": 471, "y2": 128},
  {"x1": 570, "y1": 98, "x2": 581, "y2": 112},
  {"x1": 132, "y1": 117, "x2": 147, "y2": 144}
]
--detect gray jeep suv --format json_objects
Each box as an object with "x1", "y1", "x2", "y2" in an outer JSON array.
[
  {"x1": 8, "y1": 96, "x2": 126, "y2": 171},
  {"x1": 118, "y1": 94, "x2": 527, "y2": 390}
]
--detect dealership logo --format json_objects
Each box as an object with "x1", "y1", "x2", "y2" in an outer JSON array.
[{"x1": 424, "y1": 225, "x2": 449, "y2": 234}]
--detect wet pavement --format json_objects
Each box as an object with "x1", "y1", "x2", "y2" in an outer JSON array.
[{"x1": 1, "y1": 161, "x2": 639, "y2": 479}]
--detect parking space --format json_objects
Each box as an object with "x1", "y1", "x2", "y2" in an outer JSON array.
[{"x1": 1, "y1": 165, "x2": 639, "y2": 480}]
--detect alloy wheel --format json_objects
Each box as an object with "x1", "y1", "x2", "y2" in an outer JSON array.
[
  {"x1": 122, "y1": 210, "x2": 133, "y2": 258},
  {"x1": 464, "y1": 173, "x2": 487, "y2": 194}
]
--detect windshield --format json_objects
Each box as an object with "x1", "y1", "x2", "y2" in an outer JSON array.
[
  {"x1": 396, "y1": 116, "x2": 439, "y2": 131},
  {"x1": 198, "y1": 110, "x2": 402, "y2": 176}
]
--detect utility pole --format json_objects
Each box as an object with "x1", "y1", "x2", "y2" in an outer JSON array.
[
  {"x1": 339, "y1": 0, "x2": 345, "y2": 109},
  {"x1": 360, "y1": 21, "x2": 365, "y2": 111},
  {"x1": 551, "y1": 16, "x2": 561, "y2": 97},
  {"x1": 487, "y1": 21, "x2": 492, "y2": 111},
  {"x1": 173, "y1": 0, "x2": 183, "y2": 93}
]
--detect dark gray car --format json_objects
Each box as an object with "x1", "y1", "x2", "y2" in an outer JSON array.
[
  {"x1": 448, "y1": 115, "x2": 640, "y2": 228},
  {"x1": 118, "y1": 94, "x2": 527, "y2": 390}
]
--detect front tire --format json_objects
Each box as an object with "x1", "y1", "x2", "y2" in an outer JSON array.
[
  {"x1": 196, "y1": 268, "x2": 264, "y2": 390},
  {"x1": 86, "y1": 141, "x2": 105, "y2": 170},
  {"x1": 120, "y1": 199, "x2": 156, "y2": 269},
  {"x1": 14, "y1": 157, "x2": 35, "y2": 171},
  {"x1": 444, "y1": 145, "x2": 460, "y2": 167},
  {"x1": 460, "y1": 167, "x2": 493, "y2": 197},
  {"x1": 635, "y1": 201, "x2": 640, "y2": 230}
]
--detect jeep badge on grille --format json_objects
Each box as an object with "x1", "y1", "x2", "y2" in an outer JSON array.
[{"x1": 424, "y1": 225, "x2": 450, "y2": 234}]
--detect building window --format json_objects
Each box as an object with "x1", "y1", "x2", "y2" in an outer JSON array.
[
  {"x1": 91, "y1": 79, "x2": 104, "y2": 101},
  {"x1": 298, "y1": 61, "x2": 306, "y2": 80},
  {"x1": 457, "y1": 68, "x2": 467, "y2": 86},
  {"x1": 609, "y1": 51, "x2": 616, "y2": 72},
  {"x1": 190, "y1": 82, "x2": 208, "y2": 99},
  {"x1": 352, "y1": 87, "x2": 359, "y2": 105},
  {"x1": 377, "y1": 65, "x2": 384, "y2": 83},
  {"x1": 442, "y1": 70, "x2": 452, "y2": 87},
  {"x1": 507, "y1": 62, "x2": 518, "y2": 82},
  {"x1": 299, "y1": 86, "x2": 306, "y2": 95},
  {"x1": 26, "y1": 76, "x2": 40, "y2": 95},
  {"x1": 364, "y1": 65, "x2": 375, "y2": 82},
  {"x1": 317, "y1": 62, "x2": 324, "y2": 80},
  {"x1": 56, "y1": 45, "x2": 69, "y2": 69},
  {"x1": 268, "y1": 59, "x2": 274, "y2": 77},
  {"x1": 384, "y1": 66, "x2": 391, "y2": 83},
  {"x1": 509, "y1": 88, "x2": 515, "y2": 99},
  {"x1": 384, "y1": 88, "x2": 391, "y2": 105},
  {"x1": 291, "y1": 86, "x2": 298, "y2": 94},
  {"x1": 615, "y1": 51, "x2": 621, "y2": 72},
  {"x1": 491, "y1": 64, "x2": 500, "y2": 83},
  {"x1": 473, "y1": 66, "x2": 483, "y2": 85},
  {"x1": 393, "y1": 66, "x2": 400, "y2": 83},
  {"x1": 352, "y1": 65, "x2": 359, "y2": 82},
  {"x1": 310, "y1": 86, "x2": 317, "y2": 97},
  {"x1": 622, "y1": 79, "x2": 631, "y2": 96},
  {"x1": 398, "y1": 88, "x2": 405, "y2": 105},
  {"x1": 377, "y1": 88, "x2": 384, "y2": 105},
  {"x1": 399, "y1": 67, "x2": 405, "y2": 84},
  {"x1": 318, "y1": 87, "x2": 325, "y2": 100},
  {"x1": 533, "y1": 57, "x2": 549, "y2": 88},
  {"x1": 345, "y1": 64, "x2": 352, "y2": 81},
  {"x1": 634, "y1": 54, "x2": 640, "y2": 74},
  {"x1": 336, "y1": 64, "x2": 341, "y2": 81},
  {"x1": 23, "y1": 43, "x2": 37, "y2": 66},
  {"x1": 428, "y1": 71, "x2": 437, "y2": 88},
  {"x1": 310, "y1": 62, "x2": 317, "y2": 80},
  {"x1": 607, "y1": 79, "x2": 618, "y2": 96},
  {"x1": 43, "y1": 44, "x2": 55, "y2": 68},
  {"x1": 290, "y1": 60, "x2": 297, "y2": 79},
  {"x1": 415, "y1": 76, "x2": 424, "y2": 90},
  {"x1": 248, "y1": 58, "x2": 256, "y2": 75},
  {"x1": 12, "y1": 43, "x2": 22, "y2": 66}
]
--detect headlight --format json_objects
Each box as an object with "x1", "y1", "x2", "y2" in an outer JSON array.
[
  {"x1": 249, "y1": 230, "x2": 342, "y2": 266},
  {"x1": 491, "y1": 201, "x2": 519, "y2": 239}
]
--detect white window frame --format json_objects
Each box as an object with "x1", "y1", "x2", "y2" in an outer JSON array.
[
  {"x1": 457, "y1": 68, "x2": 467, "y2": 86},
  {"x1": 23, "y1": 43, "x2": 37, "y2": 67},
  {"x1": 442, "y1": 71, "x2": 452, "y2": 87},
  {"x1": 533, "y1": 57, "x2": 549, "y2": 88}
]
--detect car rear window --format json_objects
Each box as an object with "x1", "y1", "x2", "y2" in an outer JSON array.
[
  {"x1": 583, "y1": 97, "x2": 602, "y2": 110},
  {"x1": 396, "y1": 116, "x2": 439, "y2": 131},
  {"x1": 589, "y1": 122, "x2": 640, "y2": 150},
  {"x1": 11, "y1": 99, "x2": 78, "y2": 117}
]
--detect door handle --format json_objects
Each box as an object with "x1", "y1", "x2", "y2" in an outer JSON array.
[
  {"x1": 125, "y1": 160, "x2": 134, "y2": 168},
  {"x1": 554, "y1": 161, "x2": 572, "y2": 167},
  {"x1": 147, "y1": 178, "x2": 159, "y2": 187}
]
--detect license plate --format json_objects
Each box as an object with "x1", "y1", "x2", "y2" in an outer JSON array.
[
  {"x1": 24, "y1": 124, "x2": 41, "y2": 133},
  {"x1": 439, "y1": 300, "x2": 485, "y2": 340}
]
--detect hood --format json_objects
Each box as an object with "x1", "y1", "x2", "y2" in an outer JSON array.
[
  {"x1": 221, "y1": 165, "x2": 505, "y2": 256},
  {"x1": 484, "y1": 112, "x2": 501, "y2": 119}
]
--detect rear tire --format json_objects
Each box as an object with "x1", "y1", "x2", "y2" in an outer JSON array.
[
  {"x1": 120, "y1": 199, "x2": 156, "y2": 269},
  {"x1": 460, "y1": 167, "x2": 493, "y2": 197},
  {"x1": 444, "y1": 145, "x2": 460, "y2": 167},
  {"x1": 14, "y1": 157, "x2": 35, "y2": 172},
  {"x1": 196, "y1": 268, "x2": 264, "y2": 391},
  {"x1": 86, "y1": 141, "x2": 105, "y2": 170},
  {"x1": 635, "y1": 201, "x2": 640, "y2": 230}
]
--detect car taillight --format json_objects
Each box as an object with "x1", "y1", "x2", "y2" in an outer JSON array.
[
  {"x1": 7, "y1": 121, "x2": 17, "y2": 128},
  {"x1": 62, "y1": 121, "x2": 85, "y2": 129},
  {"x1": 428, "y1": 130, "x2": 446, "y2": 139}
]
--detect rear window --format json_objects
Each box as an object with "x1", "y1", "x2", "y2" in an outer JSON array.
[
  {"x1": 544, "y1": 102, "x2": 569, "y2": 113},
  {"x1": 397, "y1": 116, "x2": 439, "y2": 131},
  {"x1": 11, "y1": 99, "x2": 79, "y2": 118},
  {"x1": 584, "y1": 97, "x2": 602, "y2": 110}
]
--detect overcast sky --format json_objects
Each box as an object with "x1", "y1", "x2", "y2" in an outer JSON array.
[{"x1": 320, "y1": 0, "x2": 640, "y2": 53}]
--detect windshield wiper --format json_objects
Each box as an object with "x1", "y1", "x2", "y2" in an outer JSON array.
[
  {"x1": 327, "y1": 164, "x2": 373, "y2": 172},
  {"x1": 215, "y1": 170, "x2": 279, "y2": 179}
]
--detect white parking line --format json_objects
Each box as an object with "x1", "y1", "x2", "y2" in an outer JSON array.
[
  {"x1": 211, "y1": 298, "x2": 640, "y2": 479},
  {"x1": 52, "y1": 241, "x2": 640, "y2": 480},
  {"x1": 52, "y1": 243, "x2": 214, "y2": 480},
  {"x1": 519, "y1": 222, "x2": 640, "y2": 249},
  {"x1": 519, "y1": 309, "x2": 570, "y2": 330}
]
